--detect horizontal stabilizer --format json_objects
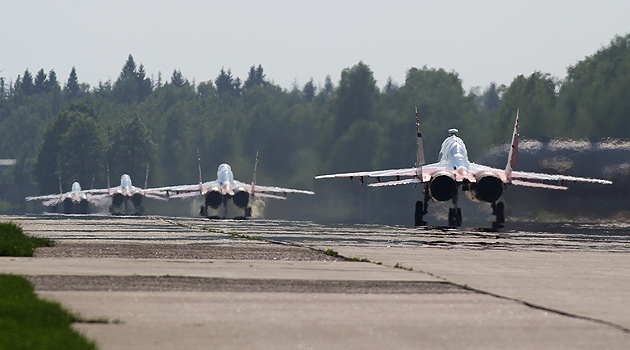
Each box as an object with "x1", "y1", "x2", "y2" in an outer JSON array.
[
  {"x1": 253, "y1": 192, "x2": 287, "y2": 200},
  {"x1": 42, "y1": 198, "x2": 61, "y2": 206},
  {"x1": 143, "y1": 193, "x2": 168, "y2": 201},
  {"x1": 168, "y1": 192, "x2": 201, "y2": 199},
  {"x1": 510, "y1": 179, "x2": 568, "y2": 190},
  {"x1": 368, "y1": 178, "x2": 423, "y2": 187}
]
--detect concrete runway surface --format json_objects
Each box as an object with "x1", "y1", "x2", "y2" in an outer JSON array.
[{"x1": 1, "y1": 214, "x2": 629, "y2": 349}]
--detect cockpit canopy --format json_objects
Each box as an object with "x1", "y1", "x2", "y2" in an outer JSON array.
[
  {"x1": 121, "y1": 174, "x2": 132, "y2": 189},
  {"x1": 217, "y1": 164, "x2": 235, "y2": 184},
  {"x1": 438, "y1": 132, "x2": 470, "y2": 169}
]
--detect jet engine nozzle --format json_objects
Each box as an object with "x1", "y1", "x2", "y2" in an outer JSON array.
[
  {"x1": 205, "y1": 190, "x2": 222, "y2": 209},
  {"x1": 467, "y1": 172, "x2": 503, "y2": 203},
  {"x1": 429, "y1": 172, "x2": 458, "y2": 201},
  {"x1": 131, "y1": 193, "x2": 143, "y2": 208},
  {"x1": 232, "y1": 189, "x2": 249, "y2": 208}
]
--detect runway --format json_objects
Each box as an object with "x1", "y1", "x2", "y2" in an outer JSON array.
[{"x1": 1, "y1": 214, "x2": 629, "y2": 349}]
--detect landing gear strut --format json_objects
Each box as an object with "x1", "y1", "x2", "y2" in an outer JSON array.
[
  {"x1": 414, "y1": 184, "x2": 430, "y2": 226},
  {"x1": 447, "y1": 191, "x2": 462, "y2": 227},
  {"x1": 448, "y1": 207, "x2": 462, "y2": 227},
  {"x1": 491, "y1": 201, "x2": 505, "y2": 229}
]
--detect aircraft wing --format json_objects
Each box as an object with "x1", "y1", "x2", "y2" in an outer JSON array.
[
  {"x1": 26, "y1": 193, "x2": 65, "y2": 207},
  {"x1": 150, "y1": 181, "x2": 221, "y2": 198},
  {"x1": 25, "y1": 194, "x2": 63, "y2": 201},
  {"x1": 315, "y1": 163, "x2": 460, "y2": 184},
  {"x1": 509, "y1": 170, "x2": 612, "y2": 185},
  {"x1": 84, "y1": 188, "x2": 114, "y2": 195},
  {"x1": 237, "y1": 182, "x2": 315, "y2": 196}
]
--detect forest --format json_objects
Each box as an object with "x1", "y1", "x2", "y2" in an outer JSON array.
[{"x1": 1, "y1": 33, "x2": 629, "y2": 224}]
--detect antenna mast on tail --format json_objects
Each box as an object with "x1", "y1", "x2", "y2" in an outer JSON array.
[
  {"x1": 415, "y1": 107, "x2": 425, "y2": 179},
  {"x1": 106, "y1": 165, "x2": 111, "y2": 193},
  {"x1": 197, "y1": 150, "x2": 203, "y2": 195},
  {"x1": 505, "y1": 109, "x2": 519, "y2": 178},
  {"x1": 144, "y1": 164, "x2": 150, "y2": 189},
  {"x1": 252, "y1": 151, "x2": 259, "y2": 197}
]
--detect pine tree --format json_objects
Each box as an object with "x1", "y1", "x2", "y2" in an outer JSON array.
[{"x1": 65, "y1": 67, "x2": 80, "y2": 99}]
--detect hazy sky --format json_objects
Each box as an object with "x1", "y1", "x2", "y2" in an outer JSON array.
[{"x1": 3, "y1": 1, "x2": 629, "y2": 92}]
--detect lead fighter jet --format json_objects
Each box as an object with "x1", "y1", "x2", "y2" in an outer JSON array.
[{"x1": 315, "y1": 108, "x2": 612, "y2": 228}]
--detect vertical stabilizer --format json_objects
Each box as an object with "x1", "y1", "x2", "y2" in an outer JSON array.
[
  {"x1": 106, "y1": 165, "x2": 111, "y2": 193},
  {"x1": 144, "y1": 164, "x2": 150, "y2": 189},
  {"x1": 197, "y1": 150, "x2": 203, "y2": 194},
  {"x1": 58, "y1": 176, "x2": 63, "y2": 195},
  {"x1": 252, "y1": 151, "x2": 259, "y2": 196},
  {"x1": 415, "y1": 107, "x2": 425, "y2": 179},
  {"x1": 505, "y1": 109, "x2": 519, "y2": 178}
]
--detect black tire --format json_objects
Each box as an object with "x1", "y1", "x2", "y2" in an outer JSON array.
[
  {"x1": 496, "y1": 201, "x2": 505, "y2": 223},
  {"x1": 414, "y1": 201, "x2": 425, "y2": 226},
  {"x1": 448, "y1": 208, "x2": 456, "y2": 227}
]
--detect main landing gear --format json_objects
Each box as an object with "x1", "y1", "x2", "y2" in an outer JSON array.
[
  {"x1": 414, "y1": 184, "x2": 430, "y2": 226},
  {"x1": 199, "y1": 201, "x2": 253, "y2": 219},
  {"x1": 414, "y1": 185, "x2": 506, "y2": 228},
  {"x1": 491, "y1": 201, "x2": 505, "y2": 229},
  {"x1": 447, "y1": 191, "x2": 462, "y2": 227}
]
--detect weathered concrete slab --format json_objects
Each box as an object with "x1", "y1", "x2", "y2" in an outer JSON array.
[
  {"x1": 333, "y1": 246, "x2": 630, "y2": 330},
  {"x1": 43, "y1": 291, "x2": 630, "y2": 350},
  {"x1": 1, "y1": 215, "x2": 629, "y2": 349}
]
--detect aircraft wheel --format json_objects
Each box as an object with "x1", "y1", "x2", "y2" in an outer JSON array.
[
  {"x1": 456, "y1": 208, "x2": 462, "y2": 227},
  {"x1": 496, "y1": 201, "x2": 505, "y2": 223},
  {"x1": 414, "y1": 201, "x2": 426, "y2": 226},
  {"x1": 448, "y1": 208, "x2": 456, "y2": 227},
  {"x1": 245, "y1": 207, "x2": 252, "y2": 218}
]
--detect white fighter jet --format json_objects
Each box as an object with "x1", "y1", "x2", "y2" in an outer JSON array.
[
  {"x1": 26, "y1": 181, "x2": 105, "y2": 214},
  {"x1": 86, "y1": 167, "x2": 167, "y2": 215},
  {"x1": 158, "y1": 152, "x2": 314, "y2": 218},
  {"x1": 315, "y1": 108, "x2": 612, "y2": 228}
]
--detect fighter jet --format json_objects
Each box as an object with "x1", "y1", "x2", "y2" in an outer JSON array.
[
  {"x1": 158, "y1": 152, "x2": 314, "y2": 218},
  {"x1": 86, "y1": 168, "x2": 167, "y2": 215},
  {"x1": 26, "y1": 181, "x2": 105, "y2": 214},
  {"x1": 315, "y1": 108, "x2": 612, "y2": 228}
]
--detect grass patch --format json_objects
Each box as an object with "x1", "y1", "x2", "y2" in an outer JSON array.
[
  {"x1": 324, "y1": 249, "x2": 339, "y2": 257},
  {"x1": 394, "y1": 262, "x2": 413, "y2": 271},
  {"x1": 348, "y1": 257, "x2": 371, "y2": 262},
  {"x1": 0, "y1": 222, "x2": 53, "y2": 257},
  {"x1": 0, "y1": 274, "x2": 97, "y2": 350}
]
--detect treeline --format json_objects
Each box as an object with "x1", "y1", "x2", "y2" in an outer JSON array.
[{"x1": 2, "y1": 34, "x2": 629, "y2": 222}]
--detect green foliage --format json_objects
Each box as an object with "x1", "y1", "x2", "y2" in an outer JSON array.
[
  {"x1": 0, "y1": 274, "x2": 96, "y2": 350},
  {"x1": 58, "y1": 115, "x2": 104, "y2": 184},
  {"x1": 65, "y1": 67, "x2": 80, "y2": 100},
  {"x1": 494, "y1": 72, "x2": 559, "y2": 143},
  {"x1": 106, "y1": 116, "x2": 155, "y2": 182},
  {"x1": 33, "y1": 103, "x2": 101, "y2": 193},
  {"x1": 0, "y1": 222, "x2": 53, "y2": 257},
  {"x1": 112, "y1": 55, "x2": 153, "y2": 104},
  {"x1": 561, "y1": 33, "x2": 630, "y2": 139},
  {"x1": 324, "y1": 248, "x2": 339, "y2": 257}
]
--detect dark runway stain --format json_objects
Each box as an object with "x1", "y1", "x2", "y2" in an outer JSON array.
[{"x1": 28, "y1": 275, "x2": 472, "y2": 294}]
